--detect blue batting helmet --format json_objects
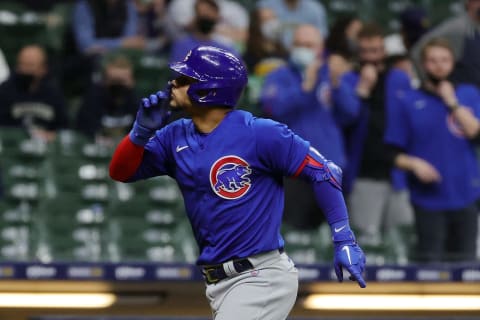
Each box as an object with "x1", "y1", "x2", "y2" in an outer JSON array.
[{"x1": 169, "y1": 46, "x2": 248, "y2": 108}]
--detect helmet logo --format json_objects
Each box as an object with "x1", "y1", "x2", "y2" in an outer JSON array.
[
  {"x1": 184, "y1": 50, "x2": 192, "y2": 62},
  {"x1": 210, "y1": 156, "x2": 252, "y2": 199}
]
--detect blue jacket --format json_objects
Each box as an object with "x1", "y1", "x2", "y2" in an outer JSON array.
[{"x1": 260, "y1": 63, "x2": 354, "y2": 168}]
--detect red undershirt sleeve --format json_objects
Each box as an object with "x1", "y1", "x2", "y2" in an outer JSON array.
[{"x1": 109, "y1": 135, "x2": 145, "y2": 182}]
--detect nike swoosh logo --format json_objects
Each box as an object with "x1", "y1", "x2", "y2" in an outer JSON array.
[
  {"x1": 176, "y1": 145, "x2": 189, "y2": 152},
  {"x1": 342, "y1": 246, "x2": 352, "y2": 265},
  {"x1": 334, "y1": 225, "x2": 346, "y2": 233}
]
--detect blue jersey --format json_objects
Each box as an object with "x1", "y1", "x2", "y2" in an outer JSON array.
[
  {"x1": 131, "y1": 110, "x2": 310, "y2": 264},
  {"x1": 385, "y1": 84, "x2": 480, "y2": 210}
]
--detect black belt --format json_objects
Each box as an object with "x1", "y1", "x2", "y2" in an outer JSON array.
[
  {"x1": 202, "y1": 248, "x2": 284, "y2": 285},
  {"x1": 203, "y1": 258, "x2": 254, "y2": 285}
]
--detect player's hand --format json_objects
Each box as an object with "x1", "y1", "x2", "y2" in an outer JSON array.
[
  {"x1": 130, "y1": 85, "x2": 172, "y2": 146},
  {"x1": 137, "y1": 90, "x2": 171, "y2": 130},
  {"x1": 333, "y1": 241, "x2": 366, "y2": 288},
  {"x1": 331, "y1": 221, "x2": 366, "y2": 288}
]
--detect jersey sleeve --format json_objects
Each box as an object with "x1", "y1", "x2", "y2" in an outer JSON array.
[
  {"x1": 254, "y1": 118, "x2": 310, "y2": 176},
  {"x1": 129, "y1": 126, "x2": 173, "y2": 180}
]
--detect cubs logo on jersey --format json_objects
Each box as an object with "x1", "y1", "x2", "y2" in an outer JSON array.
[{"x1": 209, "y1": 155, "x2": 252, "y2": 200}]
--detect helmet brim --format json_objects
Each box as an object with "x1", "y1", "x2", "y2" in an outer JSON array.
[{"x1": 169, "y1": 62, "x2": 204, "y2": 81}]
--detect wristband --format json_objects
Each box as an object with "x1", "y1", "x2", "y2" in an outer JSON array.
[
  {"x1": 129, "y1": 121, "x2": 155, "y2": 146},
  {"x1": 330, "y1": 219, "x2": 356, "y2": 243}
]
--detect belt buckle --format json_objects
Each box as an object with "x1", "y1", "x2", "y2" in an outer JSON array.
[{"x1": 203, "y1": 267, "x2": 220, "y2": 284}]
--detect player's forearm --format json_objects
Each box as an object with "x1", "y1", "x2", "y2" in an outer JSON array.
[
  {"x1": 313, "y1": 181, "x2": 356, "y2": 244},
  {"x1": 313, "y1": 180, "x2": 349, "y2": 225},
  {"x1": 109, "y1": 135, "x2": 145, "y2": 182}
]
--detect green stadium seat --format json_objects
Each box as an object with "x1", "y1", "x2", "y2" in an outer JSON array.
[
  {"x1": 52, "y1": 130, "x2": 89, "y2": 157},
  {"x1": 282, "y1": 225, "x2": 330, "y2": 263},
  {"x1": 0, "y1": 222, "x2": 32, "y2": 261}
]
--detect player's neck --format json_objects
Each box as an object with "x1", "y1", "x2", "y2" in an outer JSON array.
[{"x1": 191, "y1": 108, "x2": 231, "y2": 134}]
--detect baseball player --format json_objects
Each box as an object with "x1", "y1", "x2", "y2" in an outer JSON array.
[{"x1": 109, "y1": 45, "x2": 366, "y2": 320}]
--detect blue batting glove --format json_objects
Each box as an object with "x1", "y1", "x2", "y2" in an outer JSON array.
[
  {"x1": 331, "y1": 220, "x2": 367, "y2": 288},
  {"x1": 130, "y1": 85, "x2": 172, "y2": 146}
]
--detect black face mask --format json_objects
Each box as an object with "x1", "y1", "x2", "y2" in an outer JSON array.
[
  {"x1": 14, "y1": 72, "x2": 35, "y2": 91},
  {"x1": 196, "y1": 17, "x2": 216, "y2": 35},
  {"x1": 476, "y1": 7, "x2": 480, "y2": 19},
  {"x1": 425, "y1": 73, "x2": 444, "y2": 87},
  {"x1": 107, "y1": 83, "x2": 132, "y2": 107}
]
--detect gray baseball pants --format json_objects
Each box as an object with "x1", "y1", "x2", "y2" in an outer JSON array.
[{"x1": 204, "y1": 250, "x2": 298, "y2": 320}]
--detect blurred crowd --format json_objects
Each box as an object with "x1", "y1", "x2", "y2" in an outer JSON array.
[{"x1": 1, "y1": 0, "x2": 480, "y2": 265}]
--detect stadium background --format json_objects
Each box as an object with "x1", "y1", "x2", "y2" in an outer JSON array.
[{"x1": 0, "y1": 0, "x2": 479, "y2": 319}]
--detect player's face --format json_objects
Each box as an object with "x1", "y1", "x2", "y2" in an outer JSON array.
[
  {"x1": 171, "y1": 75, "x2": 196, "y2": 109},
  {"x1": 422, "y1": 46, "x2": 454, "y2": 80}
]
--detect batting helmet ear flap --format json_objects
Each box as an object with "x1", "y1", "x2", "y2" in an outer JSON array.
[{"x1": 169, "y1": 46, "x2": 248, "y2": 108}]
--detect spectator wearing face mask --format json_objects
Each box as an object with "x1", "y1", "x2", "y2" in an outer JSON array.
[
  {"x1": 167, "y1": 0, "x2": 249, "y2": 50},
  {"x1": 386, "y1": 38, "x2": 480, "y2": 262},
  {"x1": 0, "y1": 45, "x2": 68, "y2": 141},
  {"x1": 411, "y1": 0, "x2": 480, "y2": 88},
  {"x1": 259, "y1": 24, "x2": 354, "y2": 230},
  {"x1": 168, "y1": 0, "x2": 238, "y2": 63},
  {"x1": 76, "y1": 54, "x2": 138, "y2": 144},
  {"x1": 243, "y1": 7, "x2": 288, "y2": 77},
  {"x1": 332, "y1": 24, "x2": 414, "y2": 253}
]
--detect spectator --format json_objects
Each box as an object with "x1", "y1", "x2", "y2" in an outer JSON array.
[
  {"x1": 385, "y1": 38, "x2": 480, "y2": 263},
  {"x1": 411, "y1": 0, "x2": 480, "y2": 88},
  {"x1": 0, "y1": 45, "x2": 67, "y2": 141},
  {"x1": 332, "y1": 24, "x2": 414, "y2": 249},
  {"x1": 167, "y1": 0, "x2": 249, "y2": 50},
  {"x1": 260, "y1": 24, "x2": 351, "y2": 230},
  {"x1": 135, "y1": 0, "x2": 175, "y2": 54},
  {"x1": 72, "y1": 0, "x2": 145, "y2": 55},
  {"x1": 169, "y1": 0, "x2": 237, "y2": 64},
  {"x1": 243, "y1": 7, "x2": 288, "y2": 76},
  {"x1": 326, "y1": 15, "x2": 363, "y2": 89},
  {"x1": 325, "y1": 15, "x2": 363, "y2": 60},
  {"x1": 257, "y1": 0, "x2": 328, "y2": 48},
  {"x1": 76, "y1": 54, "x2": 138, "y2": 143}
]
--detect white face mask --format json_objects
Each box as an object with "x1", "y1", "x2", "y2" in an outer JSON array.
[
  {"x1": 290, "y1": 47, "x2": 316, "y2": 69},
  {"x1": 261, "y1": 19, "x2": 282, "y2": 41}
]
